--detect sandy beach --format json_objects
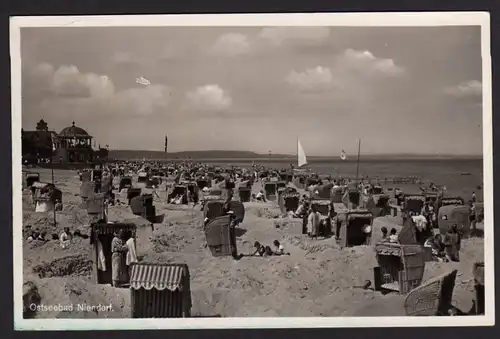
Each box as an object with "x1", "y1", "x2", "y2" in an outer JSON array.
[{"x1": 22, "y1": 168, "x2": 484, "y2": 318}]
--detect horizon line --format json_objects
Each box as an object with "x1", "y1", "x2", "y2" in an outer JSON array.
[{"x1": 109, "y1": 149, "x2": 482, "y2": 158}]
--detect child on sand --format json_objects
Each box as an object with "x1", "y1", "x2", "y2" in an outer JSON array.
[
  {"x1": 253, "y1": 241, "x2": 266, "y2": 256},
  {"x1": 273, "y1": 240, "x2": 290, "y2": 256},
  {"x1": 380, "y1": 227, "x2": 388, "y2": 242},
  {"x1": 60, "y1": 227, "x2": 71, "y2": 248},
  {"x1": 388, "y1": 228, "x2": 398, "y2": 243}
]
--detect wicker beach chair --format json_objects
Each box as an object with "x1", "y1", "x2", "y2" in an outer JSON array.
[{"x1": 404, "y1": 269, "x2": 458, "y2": 316}]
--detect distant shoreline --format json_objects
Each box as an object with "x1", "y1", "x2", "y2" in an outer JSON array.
[
  {"x1": 107, "y1": 156, "x2": 483, "y2": 163},
  {"x1": 108, "y1": 149, "x2": 481, "y2": 162}
]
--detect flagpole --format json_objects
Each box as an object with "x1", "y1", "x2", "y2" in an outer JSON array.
[{"x1": 355, "y1": 139, "x2": 361, "y2": 183}]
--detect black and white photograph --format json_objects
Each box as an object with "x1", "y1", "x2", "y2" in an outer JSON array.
[{"x1": 11, "y1": 13, "x2": 493, "y2": 330}]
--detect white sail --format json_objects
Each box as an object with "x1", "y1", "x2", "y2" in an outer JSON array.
[{"x1": 297, "y1": 139, "x2": 308, "y2": 168}]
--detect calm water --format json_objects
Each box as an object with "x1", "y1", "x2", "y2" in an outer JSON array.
[{"x1": 224, "y1": 159, "x2": 484, "y2": 200}]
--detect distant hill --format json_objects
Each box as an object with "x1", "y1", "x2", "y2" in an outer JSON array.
[
  {"x1": 109, "y1": 150, "x2": 291, "y2": 160},
  {"x1": 108, "y1": 149, "x2": 482, "y2": 162}
]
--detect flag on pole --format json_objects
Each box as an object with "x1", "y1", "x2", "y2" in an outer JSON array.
[
  {"x1": 340, "y1": 150, "x2": 347, "y2": 161},
  {"x1": 136, "y1": 76, "x2": 151, "y2": 86}
]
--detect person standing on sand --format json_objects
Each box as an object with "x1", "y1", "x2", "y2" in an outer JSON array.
[
  {"x1": 469, "y1": 200, "x2": 477, "y2": 231},
  {"x1": 308, "y1": 206, "x2": 321, "y2": 239},
  {"x1": 111, "y1": 230, "x2": 129, "y2": 287}
]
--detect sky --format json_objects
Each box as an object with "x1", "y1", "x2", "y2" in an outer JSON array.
[{"x1": 20, "y1": 26, "x2": 484, "y2": 156}]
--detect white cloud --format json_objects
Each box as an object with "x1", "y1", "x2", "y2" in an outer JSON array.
[
  {"x1": 286, "y1": 66, "x2": 334, "y2": 91},
  {"x1": 35, "y1": 63, "x2": 116, "y2": 99},
  {"x1": 259, "y1": 27, "x2": 330, "y2": 47},
  {"x1": 342, "y1": 49, "x2": 404, "y2": 76},
  {"x1": 186, "y1": 85, "x2": 232, "y2": 111},
  {"x1": 28, "y1": 63, "x2": 171, "y2": 118},
  {"x1": 444, "y1": 80, "x2": 482, "y2": 97},
  {"x1": 211, "y1": 33, "x2": 251, "y2": 57}
]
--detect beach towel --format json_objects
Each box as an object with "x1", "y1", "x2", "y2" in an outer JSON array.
[
  {"x1": 96, "y1": 239, "x2": 106, "y2": 271},
  {"x1": 126, "y1": 238, "x2": 138, "y2": 266}
]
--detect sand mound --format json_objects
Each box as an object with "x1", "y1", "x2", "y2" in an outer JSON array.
[{"x1": 32, "y1": 254, "x2": 93, "y2": 278}]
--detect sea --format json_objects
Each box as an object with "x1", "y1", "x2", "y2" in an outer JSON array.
[{"x1": 205, "y1": 159, "x2": 484, "y2": 200}]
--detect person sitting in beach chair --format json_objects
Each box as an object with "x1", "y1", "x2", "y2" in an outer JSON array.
[
  {"x1": 425, "y1": 234, "x2": 446, "y2": 261},
  {"x1": 380, "y1": 226, "x2": 388, "y2": 242},
  {"x1": 255, "y1": 190, "x2": 266, "y2": 202},
  {"x1": 293, "y1": 196, "x2": 309, "y2": 218},
  {"x1": 388, "y1": 228, "x2": 399, "y2": 243}
]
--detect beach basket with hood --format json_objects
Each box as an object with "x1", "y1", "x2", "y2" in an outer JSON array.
[
  {"x1": 24, "y1": 172, "x2": 40, "y2": 188},
  {"x1": 314, "y1": 183, "x2": 334, "y2": 200},
  {"x1": 127, "y1": 188, "x2": 142, "y2": 204},
  {"x1": 196, "y1": 178, "x2": 211, "y2": 190},
  {"x1": 203, "y1": 200, "x2": 225, "y2": 221},
  {"x1": 373, "y1": 242, "x2": 426, "y2": 294},
  {"x1": 129, "y1": 262, "x2": 192, "y2": 318},
  {"x1": 279, "y1": 190, "x2": 301, "y2": 214},
  {"x1": 311, "y1": 198, "x2": 331, "y2": 216},
  {"x1": 437, "y1": 196, "x2": 465, "y2": 209},
  {"x1": 204, "y1": 215, "x2": 237, "y2": 257},
  {"x1": 32, "y1": 182, "x2": 62, "y2": 211},
  {"x1": 80, "y1": 181, "x2": 96, "y2": 201},
  {"x1": 424, "y1": 192, "x2": 439, "y2": 204},
  {"x1": 91, "y1": 169, "x2": 103, "y2": 182},
  {"x1": 438, "y1": 205, "x2": 470, "y2": 237},
  {"x1": 119, "y1": 176, "x2": 133, "y2": 192},
  {"x1": 137, "y1": 171, "x2": 149, "y2": 183},
  {"x1": 336, "y1": 209, "x2": 373, "y2": 248},
  {"x1": 403, "y1": 194, "x2": 426, "y2": 217},
  {"x1": 167, "y1": 184, "x2": 189, "y2": 204},
  {"x1": 264, "y1": 182, "x2": 278, "y2": 201},
  {"x1": 238, "y1": 187, "x2": 251, "y2": 202},
  {"x1": 276, "y1": 180, "x2": 287, "y2": 190},
  {"x1": 130, "y1": 194, "x2": 156, "y2": 222},
  {"x1": 341, "y1": 186, "x2": 361, "y2": 209},
  {"x1": 86, "y1": 192, "x2": 108, "y2": 222},
  {"x1": 90, "y1": 221, "x2": 137, "y2": 285},
  {"x1": 227, "y1": 201, "x2": 245, "y2": 224},
  {"x1": 373, "y1": 219, "x2": 427, "y2": 294},
  {"x1": 404, "y1": 270, "x2": 458, "y2": 316},
  {"x1": 331, "y1": 186, "x2": 345, "y2": 203}
]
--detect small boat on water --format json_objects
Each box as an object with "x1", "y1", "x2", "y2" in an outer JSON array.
[{"x1": 461, "y1": 172, "x2": 471, "y2": 176}]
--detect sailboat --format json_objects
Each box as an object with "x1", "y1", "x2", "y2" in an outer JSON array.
[{"x1": 297, "y1": 138, "x2": 308, "y2": 168}]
